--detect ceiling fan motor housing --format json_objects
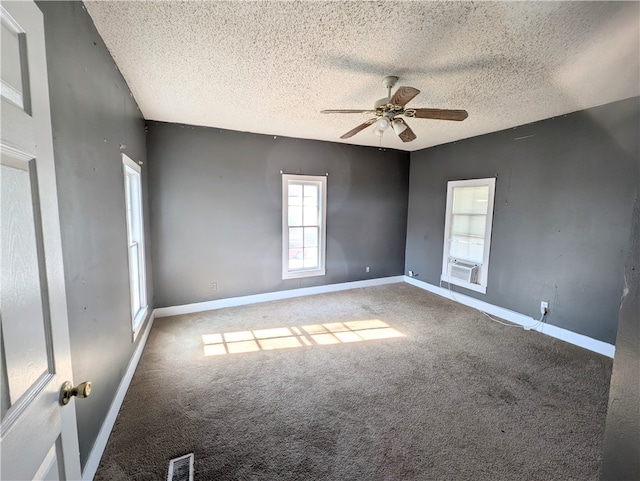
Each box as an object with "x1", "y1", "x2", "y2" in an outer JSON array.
[{"x1": 374, "y1": 97, "x2": 390, "y2": 109}]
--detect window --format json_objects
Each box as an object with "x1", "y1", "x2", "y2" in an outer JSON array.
[
  {"x1": 122, "y1": 154, "x2": 147, "y2": 337},
  {"x1": 441, "y1": 178, "x2": 496, "y2": 293},
  {"x1": 282, "y1": 174, "x2": 327, "y2": 279}
]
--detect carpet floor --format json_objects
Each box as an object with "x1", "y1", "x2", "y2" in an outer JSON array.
[{"x1": 95, "y1": 283, "x2": 612, "y2": 480}]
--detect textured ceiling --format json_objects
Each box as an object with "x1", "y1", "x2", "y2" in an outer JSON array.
[{"x1": 84, "y1": 1, "x2": 639, "y2": 152}]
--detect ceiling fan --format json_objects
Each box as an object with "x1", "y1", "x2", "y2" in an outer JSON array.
[{"x1": 321, "y1": 76, "x2": 468, "y2": 143}]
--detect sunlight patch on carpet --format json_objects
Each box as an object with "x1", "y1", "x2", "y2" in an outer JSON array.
[{"x1": 202, "y1": 319, "x2": 405, "y2": 356}]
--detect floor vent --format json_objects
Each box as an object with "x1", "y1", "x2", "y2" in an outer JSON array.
[{"x1": 167, "y1": 453, "x2": 194, "y2": 481}]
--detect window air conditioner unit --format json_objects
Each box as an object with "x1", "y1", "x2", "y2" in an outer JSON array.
[{"x1": 448, "y1": 259, "x2": 479, "y2": 284}]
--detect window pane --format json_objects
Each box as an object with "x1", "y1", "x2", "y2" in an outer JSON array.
[
  {"x1": 303, "y1": 227, "x2": 318, "y2": 247},
  {"x1": 451, "y1": 214, "x2": 470, "y2": 236},
  {"x1": 124, "y1": 175, "x2": 133, "y2": 237},
  {"x1": 288, "y1": 256, "x2": 303, "y2": 270},
  {"x1": 288, "y1": 248, "x2": 303, "y2": 260},
  {"x1": 288, "y1": 226, "x2": 303, "y2": 270},
  {"x1": 289, "y1": 227, "x2": 303, "y2": 247},
  {"x1": 452, "y1": 186, "x2": 489, "y2": 215},
  {"x1": 288, "y1": 206, "x2": 302, "y2": 226},
  {"x1": 303, "y1": 247, "x2": 318, "y2": 268},
  {"x1": 468, "y1": 215, "x2": 486, "y2": 237},
  {"x1": 129, "y1": 243, "x2": 141, "y2": 315},
  {"x1": 450, "y1": 235, "x2": 485, "y2": 264},
  {"x1": 451, "y1": 214, "x2": 486, "y2": 237},
  {"x1": 303, "y1": 205, "x2": 318, "y2": 226},
  {"x1": 132, "y1": 178, "x2": 141, "y2": 238},
  {"x1": 125, "y1": 169, "x2": 144, "y2": 242},
  {"x1": 288, "y1": 184, "x2": 302, "y2": 206},
  {"x1": 303, "y1": 184, "x2": 318, "y2": 206}
]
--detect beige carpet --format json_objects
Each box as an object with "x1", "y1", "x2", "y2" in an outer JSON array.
[{"x1": 95, "y1": 283, "x2": 612, "y2": 480}]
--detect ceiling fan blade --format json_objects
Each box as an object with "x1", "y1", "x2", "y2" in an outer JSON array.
[
  {"x1": 388, "y1": 87, "x2": 420, "y2": 107},
  {"x1": 398, "y1": 122, "x2": 417, "y2": 143},
  {"x1": 340, "y1": 119, "x2": 377, "y2": 139},
  {"x1": 411, "y1": 108, "x2": 469, "y2": 121},
  {"x1": 321, "y1": 109, "x2": 375, "y2": 114}
]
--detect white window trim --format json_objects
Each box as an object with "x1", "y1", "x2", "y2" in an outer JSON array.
[
  {"x1": 282, "y1": 174, "x2": 327, "y2": 280},
  {"x1": 122, "y1": 153, "x2": 148, "y2": 340},
  {"x1": 441, "y1": 177, "x2": 496, "y2": 294}
]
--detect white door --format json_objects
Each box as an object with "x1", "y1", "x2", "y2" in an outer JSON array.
[{"x1": 1, "y1": 1, "x2": 83, "y2": 479}]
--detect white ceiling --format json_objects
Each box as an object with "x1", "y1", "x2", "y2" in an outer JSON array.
[{"x1": 84, "y1": 1, "x2": 639, "y2": 152}]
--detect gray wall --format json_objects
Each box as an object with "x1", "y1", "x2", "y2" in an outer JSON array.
[
  {"x1": 405, "y1": 97, "x2": 639, "y2": 345},
  {"x1": 147, "y1": 122, "x2": 409, "y2": 308},
  {"x1": 600, "y1": 192, "x2": 640, "y2": 480},
  {"x1": 38, "y1": 1, "x2": 152, "y2": 469},
  {"x1": 32, "y1": 1, "x2": 638, "y2": 469}
]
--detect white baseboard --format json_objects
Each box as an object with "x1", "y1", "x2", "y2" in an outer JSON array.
[
  {"x1": 156, "y1": 275, "x2": 615, "y2": 357},
  {"x1": 82, "y1": 276, "x2": 403, "y2": 478},
  {"x1": 154, "y1": 276, "x2": 405, "y2": 318},
  {"x1": 404, "y1": 276, "x2": 615, "y2": 358},
  {"x1": 81, "y1": 311, "x2": 156, "y2": 481},
  {"x1": 82, "y1": 274, "x2": 614, "y2": 478}
]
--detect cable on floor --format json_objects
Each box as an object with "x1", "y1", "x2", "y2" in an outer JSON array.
[{"x1": 441, "y1": 274, "x2": 547, "y2": 331}]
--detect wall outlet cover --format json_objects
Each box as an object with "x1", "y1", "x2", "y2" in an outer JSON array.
[{"x1": 540, "y1": 301, "x2": 549, "y2": 315}]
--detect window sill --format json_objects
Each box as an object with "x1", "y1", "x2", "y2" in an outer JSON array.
[
  {"x1": 283, "y1": 268, "x2": 326, "y2": 280},
  {"x1": 440, "y1": 276, "x2": 487, "y2": 294}
]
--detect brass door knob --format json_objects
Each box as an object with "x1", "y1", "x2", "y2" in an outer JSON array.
[{"x1": 60, "y1": 381, "x2": 92, "y2": 405}]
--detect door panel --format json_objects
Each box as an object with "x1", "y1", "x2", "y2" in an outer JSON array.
[
  {"x1": 1, "y1": 17, "x2": 24, "y2": 103},
  {"x1": 35, "y1": 443, "x2": 63, "y2": 480},
  {"x1": 1, "y1": 8, "x2": 30, "y2": 113},
  {"x1": 1, "y1": 159, "x2": 50, "y2": 406},
  {"x1": 0, "y1": 2, "x2": 82, "y2": 479}
]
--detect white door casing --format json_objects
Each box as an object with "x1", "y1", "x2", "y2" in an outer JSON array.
[{"x1": 1, "y1": 1, "x2": 82, "y2": 479}]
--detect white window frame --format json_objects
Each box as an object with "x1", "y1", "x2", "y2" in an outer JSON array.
[
  {"x1": 282, "y1": 174, "x2": 327, "y2": 279},
  {"x1": 441, "y1": 177, "x2": 496, "y2": 294},
  {"x1": 122, "y1": 153, "x2": 148, "y2": 339}
]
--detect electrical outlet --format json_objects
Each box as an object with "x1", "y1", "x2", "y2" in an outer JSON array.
[
  {"x1": 540, "y1": 301, "x2": 549, "y2": 315},
  {"x1": 211, "y1": 282, "x2": 217, "y2": 291},
  {"x1": 366, "y1": 266, "x2": 370, "y2": 273},
  {"x1": 408, "y1": 270, "x2": 414, "y2": 277}
]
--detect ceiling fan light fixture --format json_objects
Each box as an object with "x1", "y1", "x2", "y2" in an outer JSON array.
[
  {"x1": 392, "y1": 119, "x2": 407, "y2": 135},
  {"x1": 372, "y1": 126, "x2": 384, "y2": 137},
  {"x1": 376, "y1": 117, "x2": 391, "y2": 131}
]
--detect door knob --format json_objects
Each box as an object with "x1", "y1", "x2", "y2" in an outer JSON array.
[{"x1": 60, "y1": 381, "x2": 92, "y2": 405}]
